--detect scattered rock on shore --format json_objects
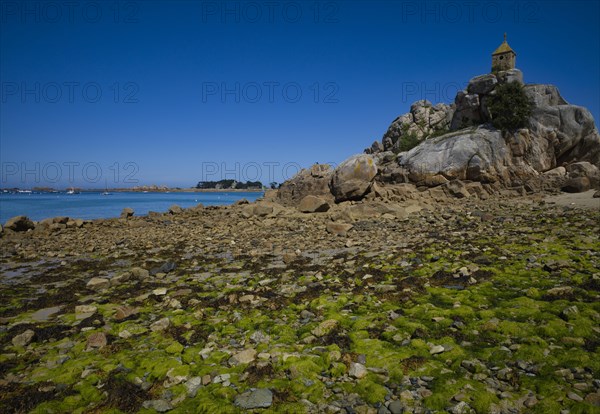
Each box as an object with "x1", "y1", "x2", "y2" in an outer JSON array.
[{"x1": 4, "y1": 215, "x2": 35, "y2": 232}]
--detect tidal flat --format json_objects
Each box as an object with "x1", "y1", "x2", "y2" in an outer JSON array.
[{"x1": 1, "y1": 196, "x2": 599, "y2": 413}]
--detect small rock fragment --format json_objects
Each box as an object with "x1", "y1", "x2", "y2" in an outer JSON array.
[
  {"x1": 234, "y1": 388, "x2": 273, "y2": 409},
  {"x1": 349, "y1": 362, "x2": 368, "y2": 379},
  {"x1": 12, "y1": 329, "x2": 35, "y2": 347},
  {"x1": 86, "y1": 277, "x2": 110, "y2": 291},
  {"x1": 150, "y1": 318, "x2": 171, "y2": 332}
]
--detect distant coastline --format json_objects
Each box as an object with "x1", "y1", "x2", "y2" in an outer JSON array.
[{"x1": 1, "y1": 187, "x2": 265, "y2": 194}]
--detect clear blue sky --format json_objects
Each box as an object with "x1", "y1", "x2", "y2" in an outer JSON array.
[{"x1": 1, "y1": 0, "x2": 599, "y2": 188}]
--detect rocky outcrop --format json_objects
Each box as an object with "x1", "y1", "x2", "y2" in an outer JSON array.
[
  {"x1": 329, "y1": 154, "x2": 378, "y2": 202},
  {"x1": 371, "y1": 70, "x2": 525, "y2": 155},
  {"x1": 396, "y1": 126, "x2": 518, "y2": 185},
  {"x1": 373, "y1": 100, "x2": 454, "y2": 153},
  {"x1": 527, "y1": 91, "x2": 600, "y2": 168},
  {"x1": 275, "y1": 68, "x2": 599, "y2": 208},
  {"x1": 450, "y1": 69, "x2": 523, "y2": 131},
  {"x1": 368, "y1": 68, "x2": 600, "y2": 193}
]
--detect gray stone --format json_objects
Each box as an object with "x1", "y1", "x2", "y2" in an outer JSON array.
[
  {"x1": 150, "y1": 317, "x2": 171, "y2": 332},
  {"x1": 388, "y1": 400, "x2": 404, "y2": 414},
  {"x1": 378, "y1": 405, "x2": 392, "y2": 414},
  {"x1": 567, "y1": 391, "x2": 583, "y2": 402},
  {"x1": 449, "y1": 401, "x2": 471, "y2": 414},
  {"x1": 185, "y1": 377, "x2": 203, "y2": 397},
  {"x1": 142, "y1": 399, "x2": 172, "y2": 412},
  {"x1": 349, "y1": 362, "x2": 368, "y2": 379},
  {"x1": 234, "y1": 388, "x2": 273, "y2": 409},
  {"x1": 12, "y1": 329, "x2": 35, "y2": 347},
  {"x1": 429, "y1": 344, "x2": 445, "y2": 354},
  {"x1": 250, "y1": 330, "x2": 270, "y2": 344},
  {"x1": 75, "y1": 305, "x2": 97, "y2": 320}
]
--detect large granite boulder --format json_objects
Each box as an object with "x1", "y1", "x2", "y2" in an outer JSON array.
[
  {"x1": 467, "y1": 74, "x2": 498, "y2": 95},
  {"x1": 277, "y1": 164, "x2": 334, "y2": 206},
  {"x1": 527, "y1": 92, "x2": 600, "y2": 169},
  {"x1": 397, "y1": 126, "x2": 515, "y2": 185},
  {"x1": 298, "y1": 195, "x2": 331, "y2": 213},
  {"x1": 330, "y1": 154, "x2": 378, "y2": 202},
  {"x1": 497, "y1": 69, "x2": 524, "y2": 85}
]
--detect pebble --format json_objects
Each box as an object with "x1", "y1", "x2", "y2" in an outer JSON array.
[
  {"x1": 185, "y1": 377, "x2": 203, "y2": 397},
  {"x1": 229, "y1": 348, "x2": 257, "y2": 366},
  {"x1": 349, "y1": 363, "x2": 368, "y2": 379},
  {"x1": 234, "y1": 388, "x2": 273, "y2": 409},
  {"x1": 12, "y1": 330, "x2": 35, "y2": 347},
  {"x1": 142, "y1": 399, "x2": 172, "y2": 412},
  {"x1": 429, "y1": 345, "x2": 445, "y2": 355},
  {"x1": 86, "y1": 332, "x2": 107, "y2": 349},
  {"x1": 312, "y1": 319, "x2": 339, "y2": 337},
  {"x1": 150, "y1": 318, "x2": 171, "y2": 332},
  {"x1": 86, "y1": 277, "x2": 110, "y2": 291}
]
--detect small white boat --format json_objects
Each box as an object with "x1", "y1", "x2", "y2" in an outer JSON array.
[{"x1": 102, "y1": 180, "x2": 111, "y2": 195}]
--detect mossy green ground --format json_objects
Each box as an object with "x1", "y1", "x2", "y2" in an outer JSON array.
[{"x1": 0, "y1": 206, "x2": 599, "y2": 413}]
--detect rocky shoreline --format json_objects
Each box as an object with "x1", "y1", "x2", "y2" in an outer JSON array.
[
  {"x1": 2, "y1": 64, "x2": 600, "y2": 413},
  {"x1": 1, "y1": 189, "x2": 599, "y2": 413}
]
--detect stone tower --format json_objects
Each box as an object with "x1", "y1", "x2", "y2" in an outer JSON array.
[{"x1": 491, "y1": 33, "x2": 516, "y2": 72}]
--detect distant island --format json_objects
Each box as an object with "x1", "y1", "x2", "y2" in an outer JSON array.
[
  {"x1": 1, "y1": 181, "x2": 275, "y2": 194},
  {"x1": 195, "y1": 179, "x2": 272, "y2": 190}
]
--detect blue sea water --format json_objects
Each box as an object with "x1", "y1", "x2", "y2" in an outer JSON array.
[{"x1": 0, "y1": 191, "x2": 263, "y2": 223}]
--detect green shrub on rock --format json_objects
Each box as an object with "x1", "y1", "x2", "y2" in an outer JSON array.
[
  {"x1": 487, "y1": 82, "x2": 532, "y2": 132},
  {"x1": 396, "y1": 132, "x2": 421, "y2": 153}
]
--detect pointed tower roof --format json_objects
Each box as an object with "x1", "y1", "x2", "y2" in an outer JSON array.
[{"x1": 492, "y1": 33, "x2": 516, "y2": 55}]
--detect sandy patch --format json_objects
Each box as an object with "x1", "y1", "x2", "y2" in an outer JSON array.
[{"x1": 543, "y1": 190, "x2": 600, "y2": 210}]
